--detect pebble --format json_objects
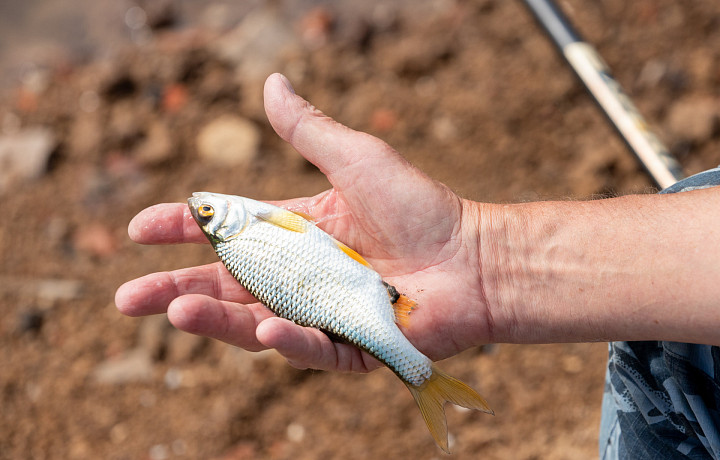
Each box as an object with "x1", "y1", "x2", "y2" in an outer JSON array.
[
  {"x1": 35, "y1": 278, "x2": 84, "y2": 302},
  {"x1": 72, "y1": 222, "x2": 118, "y2": 257},
  {"x1": 286, "y1": 422, "x2": 306, "y2": 442},
  {"x1": 69, "y1": 115, "x2": 102, "y2": 158},
  {"x1": 0, "y1": 127, "x2": 56, "y2": 193},
  {"x1": 17, "y1": 310, "x2": 44, "y2": 335},
  {"x1": 167, "y1": 329, "x2": 205, "y2": 363},
  {"x1": 92, "y1": 348, "x2": 154, "y2": 384},
  {"x1": 299, "y1": 7, "x2": 334, "y2": 49},
  {"x1": 211, "y1": 8, "x2": 298, "y2": 80},
  {"x1": 161, "y1": 83, "x2": 188, "y2": 113},
  {"x1": 562, "y1": 355, "x2": 584, "y2": 374},
  {"x1": 138, "y1": 315, "x2": 172, "y2": 359},
  {"x1": 135, "y1": 120, "x2": 174, "y2": 166},
  {"x1": 164, "y1": 368, "x2": 183, "y2": 390},
  {"x1": 108, "y1": 100, "x2": 143, "y2": 144},
  {"x1": 149, "y1": 443, "x2": 169, "y2": 460},
  {"x1": 196, "y1": 115, "x2": 260, "y2": 167},
  {"x1": 666, "y1": 95, "x2": 718, "y2": 144},
  {"x1": 370, "y1": 108, "x2": 398, "y2": 133},
  {"x1": 0, "y1": 277, "x2": 83, "y2": 303}
]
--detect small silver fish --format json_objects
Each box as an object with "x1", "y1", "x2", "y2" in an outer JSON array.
[{"x1": 188, "y1": 192, "x2": 493, "y2": 452}]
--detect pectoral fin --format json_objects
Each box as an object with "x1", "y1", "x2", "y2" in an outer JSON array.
[{"x1": 333, "y1": 239, "x2": 373, "y2": 268}]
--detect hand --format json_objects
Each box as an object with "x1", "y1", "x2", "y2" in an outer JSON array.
[{"x1": 115, "y1": 73, "x2": 491, "y2": 372}]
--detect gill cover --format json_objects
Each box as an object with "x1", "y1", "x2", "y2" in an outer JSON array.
[{"x1": 188, "y1": 192, "x2": 248, "y2": 243}]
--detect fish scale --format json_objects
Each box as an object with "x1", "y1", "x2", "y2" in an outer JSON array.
[
  {"x1": 215, "y1": 219, "x2": 433, "y2": 386},
  {"x1": 188, "y1": 192, "x2": 493, "y2": 452}
]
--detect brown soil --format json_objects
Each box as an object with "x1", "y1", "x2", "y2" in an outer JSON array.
[{"x1": 1, "y1": 1, "x2": 719, "y2": 459}]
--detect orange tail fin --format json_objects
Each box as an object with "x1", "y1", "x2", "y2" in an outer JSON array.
[{"x1": 405, "y1": 365, "x2": 493, "y2": 453}]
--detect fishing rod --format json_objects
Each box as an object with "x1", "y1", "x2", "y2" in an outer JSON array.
[{"x1": 521, "y1": 0, "x2": 685, "y2": 189}]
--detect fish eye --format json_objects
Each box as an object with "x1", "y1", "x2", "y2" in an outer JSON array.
[{"x1": 199, "y1": 204, "x2": 214, "y2": 218}]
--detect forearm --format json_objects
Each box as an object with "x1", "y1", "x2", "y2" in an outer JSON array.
[{"x1": 477, "y1": 188, "x2": 720, "y2": 345}]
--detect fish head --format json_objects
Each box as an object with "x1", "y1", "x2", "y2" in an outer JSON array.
[{"x1": 188, "y1": 192, "x2": 249, "y2": 244}]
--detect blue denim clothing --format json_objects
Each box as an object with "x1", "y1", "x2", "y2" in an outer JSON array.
[{"x1": 600, "y1": 167, "x2": 720, "y2": 459}]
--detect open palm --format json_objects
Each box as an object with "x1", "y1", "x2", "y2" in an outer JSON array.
[{"x1": 115, "y1": 74, "x2": 490, "y2": 373}]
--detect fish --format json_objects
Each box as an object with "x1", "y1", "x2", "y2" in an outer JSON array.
[{"x1": 187, "y1": 191, "x2": 493, "y2": 452}]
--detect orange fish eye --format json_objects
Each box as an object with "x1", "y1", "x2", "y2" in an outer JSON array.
[{"x1": 199, "y1": 204, "x2": 214, "y2": 218}]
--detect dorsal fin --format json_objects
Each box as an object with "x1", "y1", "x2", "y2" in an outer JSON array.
[
  {"x1": 256, "y1": 209, "x2": 310, "y2": 233},
  {"x1": 333, "y1": 239, "x2": 373, "y2": 268},
  {"x1": 291, "y1": 210, "x2": 315, "y2": 222}
]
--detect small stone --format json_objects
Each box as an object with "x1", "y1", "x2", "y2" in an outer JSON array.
[
  {"x1": 2, "y1": 112, "x2": 21, "y2": 134},
  {"x1": 431, "y1": 116, "x2": 458, "y2": 142},
  {"x1": 110, "y1": 423, "x2": 129, "y2": 444},
  {"x1": 286, "y1": 423, "x2": 305, "y2": 442},
  {"x1": 162, "y1": 83, "x2": 188, "y2": 113},
  {"x1": 35, "y1": 278, "x2": 83, "y2": 302},
  {"x1": 93, "y1": 348, "x2": 154, "y2": 384},
  {"x1": 164, "y1": 368, "x2": 183, "y2": 390},
  {"x1": 69, "y1": 115, "x2": 103, "y2": 158},
  {"x1": 135, "y1": 120, "x2": 174, "y2": 165},
  {"x1": 196, "y1": 115, "x2": 260, "y2": 167},
  {"x1": 167, "y1": 329, "x2": 205, "y2": 363},
  {"x1": 0, "y1": 127, "x2": 56, "y2": 193},
  {"x1": 562, "y1": 355, "x2": 584, "y2": 374},
  {"x1": 149, "y1": 443, "x2": 169, "y2": 460},
  {"x1": 370, "y1": 108, "x2": 397, "y2": 133},
  {"x1": 78, "y1": 90, "x2": 101, "y2": 113},
  {"x1": 137, "y1": 315, "x2": 172, "y2": 359},
  {"x1": 299, "y1": 7, "x2": 334, "y2": 49},
  {"x1": 17, "y1": 310, "x2": 44, "y2": 335},
  {"x1": 108, "y1": 100, "x2": 143, "y2": 145},
  {"x1": 73, "y1": 222, "x2": 118, "y2": 257},
  {"x1": 171, "y1": 439, "x2": 187, "y2": 456},
  {"x1": 211, "y1": 9, "x2": 299, "y2": 80},
  {"x1": 666, "y1": 95, "x2": 718, "y2": 143}
]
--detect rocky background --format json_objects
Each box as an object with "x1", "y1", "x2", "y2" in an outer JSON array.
[{"x1": 1, "y1": 1, "x2": 719, "y2": 459}]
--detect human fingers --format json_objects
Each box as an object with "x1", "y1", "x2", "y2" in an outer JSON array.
[
  {"x1": 256, "y1": 317, "x2": 382, "y2": 373},
  {"x1": 263, "y1": 74, "x2": 459, "y2": 258},
  {"x1": 167, "y1": 294, "x2": 274, "y2": 352},
  {"x1": 115, "y1": 262, "x2": 258, "y2": 317},
  {"x1": 263, "y1": 73, "x2": 414, "y2": 193},
  {"x1": 128, "y1": 203, "x2": 206, "y2": 245}
]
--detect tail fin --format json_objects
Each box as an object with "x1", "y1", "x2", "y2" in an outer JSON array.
[{"x1": 405, "y1": 365, "x2": 493, "y2": 453}]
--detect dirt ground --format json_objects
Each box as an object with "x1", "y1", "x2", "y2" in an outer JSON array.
[{"x1": 1, "y1": 1, "x2": 719, "y2": 459}]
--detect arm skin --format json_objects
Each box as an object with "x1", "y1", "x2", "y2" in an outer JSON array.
[
  {"x1": 478, "y1": 190, "x2": 720, "y2": 346},
  {"x1": 115, "y1": 73, "x2": 720, "y2": 377}
]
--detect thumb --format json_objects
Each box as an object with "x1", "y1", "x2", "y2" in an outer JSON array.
[{"x1": 263, "y1": 73, "x2": 408, "y2": 191}]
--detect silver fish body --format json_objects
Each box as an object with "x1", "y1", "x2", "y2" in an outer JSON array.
[
  {"x1": 188, "y1": 191, "x2": 492, "y2": 452},
  {"x1": 212, "y1": 203, "x2": 432, "y2": 385}
]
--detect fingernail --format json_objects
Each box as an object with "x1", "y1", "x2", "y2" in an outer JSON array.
[{"x1": 278, "y1": 73, "x2": 295, "y2": 94}]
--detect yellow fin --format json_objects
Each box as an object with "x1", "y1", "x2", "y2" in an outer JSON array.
[
  {"x1": 393, "y1": 295, "x2": 417, "y2": 329},
  {"x1": 405, "y1": 365, "x2": 493, "y2": 453},
  {"x1": 257, "y1": 209, "x2": 310, "y2": 233},
  {"x1": 334, "y1": 239, "x2": 373, "y2": 268}
]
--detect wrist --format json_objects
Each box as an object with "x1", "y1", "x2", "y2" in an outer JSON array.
[
  {"x1": 474, "y1": 199, "x2": 608, "y2": 344},
  {"x1": 474, "y1": 192, "x2": 720, "y2": 345}
]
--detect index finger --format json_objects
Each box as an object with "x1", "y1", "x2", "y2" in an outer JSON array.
[{"x1": 129, "y1": 203, "x2": 206, "y2": 244}]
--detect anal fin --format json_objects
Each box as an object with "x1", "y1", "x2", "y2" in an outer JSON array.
[{"x1": 393, "y1": 295, "x2": 417, "y2": 329}]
